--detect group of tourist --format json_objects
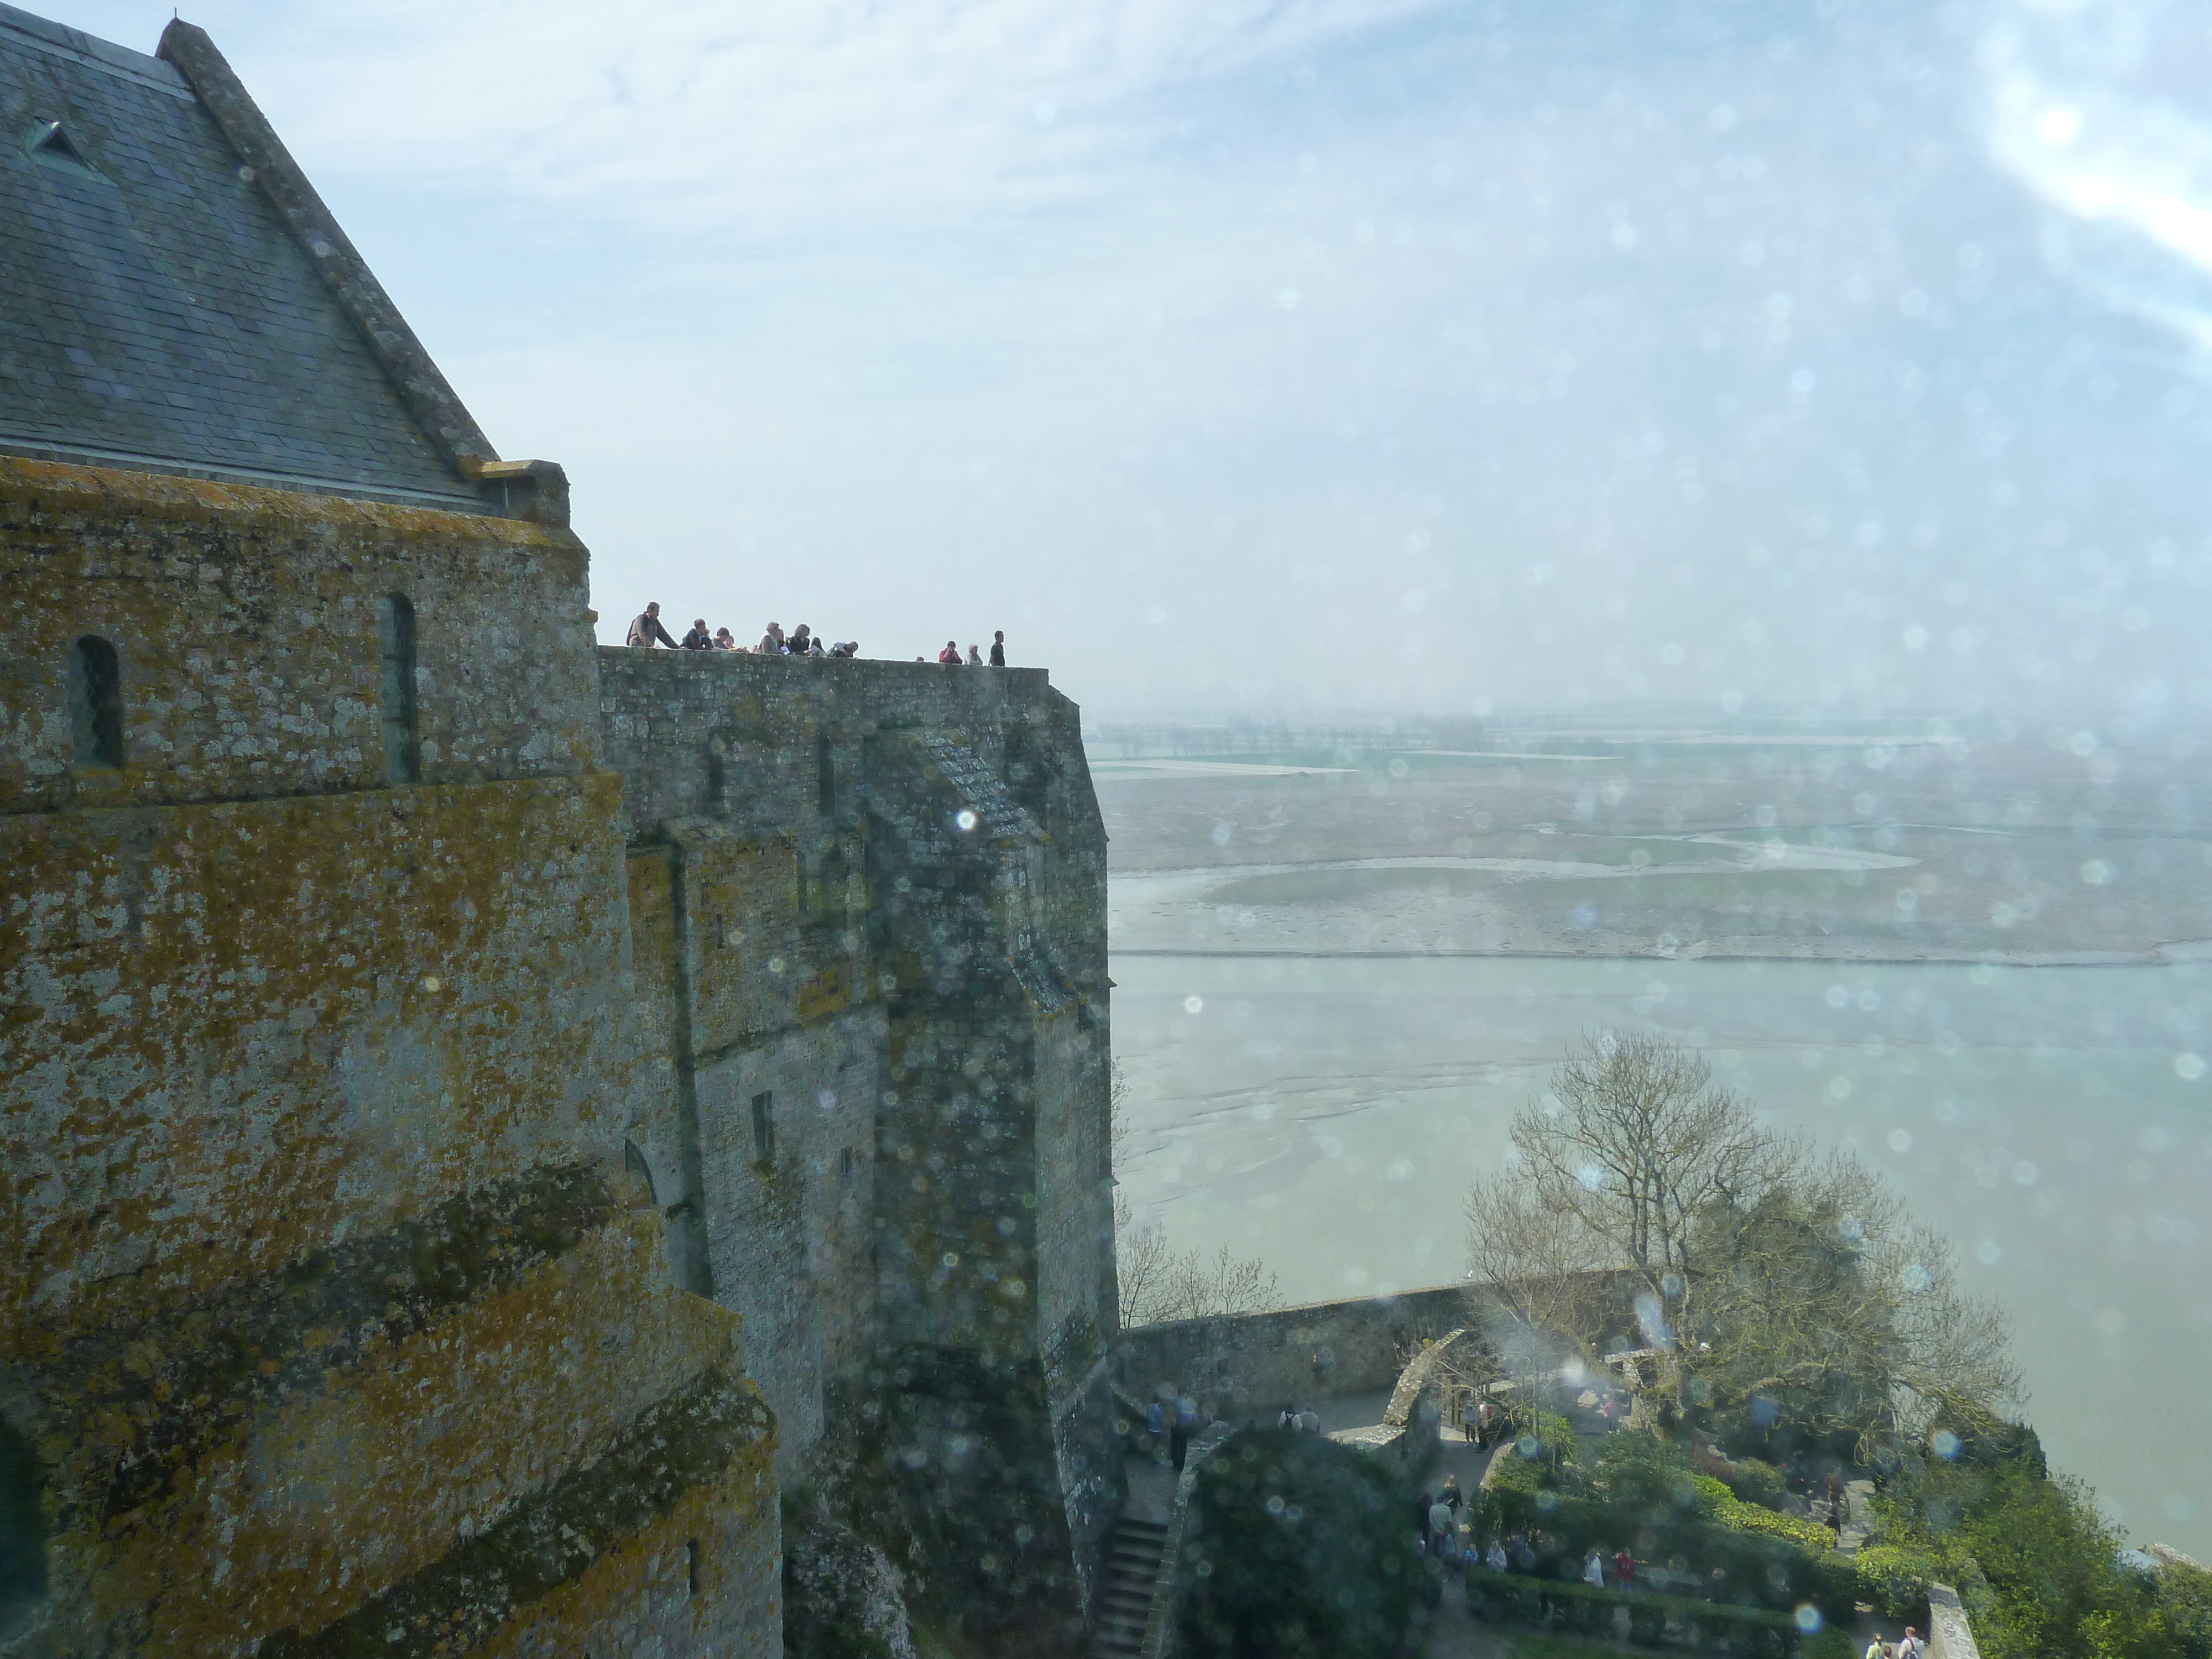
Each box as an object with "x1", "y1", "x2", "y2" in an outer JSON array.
[
  {"x1": 624, "y1": 601, "x2": 1010, "y2": 666},
  {"x1": 930, "y1": 634, "x2": 1006, "y2": 666},
  {"x1": 625, "y1": 602, "x2": 862, "y2": 658}
]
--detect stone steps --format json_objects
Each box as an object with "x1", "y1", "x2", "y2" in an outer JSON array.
[{"x1": 1092, "y1": 1515, "x2": 1170, "y2": 1658}]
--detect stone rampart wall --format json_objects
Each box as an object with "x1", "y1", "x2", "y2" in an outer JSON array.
[
  {"x1": 1115, "y1": 1285, "x2": 1473, "y2": 1417},
  {"x1": 597, "y1": 645, "x2": 1117, "y2": 1651}
]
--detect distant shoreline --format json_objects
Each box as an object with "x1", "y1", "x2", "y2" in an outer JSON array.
[{"x1": 1109, "y1": 945, "x2": 2211, "y2": 968}]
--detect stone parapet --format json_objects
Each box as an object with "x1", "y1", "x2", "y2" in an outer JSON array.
[{"x1": 1116, "y1": 1285, "x2": 1472, "y2": 1418}]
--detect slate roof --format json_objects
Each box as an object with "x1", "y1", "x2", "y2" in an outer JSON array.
[{"x1": 0, "y1": 5, "x2": 490, "y2": 509}]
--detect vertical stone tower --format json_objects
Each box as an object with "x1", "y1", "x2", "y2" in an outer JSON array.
[
  {"x1": 597, "y1": 654, "x2": 1121, "y2": 1655},
  {"x1": 0, "y1": 9, "x2": 779, "y2": 1655}
]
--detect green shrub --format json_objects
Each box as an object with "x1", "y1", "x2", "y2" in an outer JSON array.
[
  {"x1": 1178, "y1": 1427, "x2": 1421, "y2": 1659},
  {"x1": 1854, "y1": 1545, "x2": 1938, "y2": 1620},
  {"x1": 1688, "y1": 1472, "x2": 1734, "y2": 1516},
  {"x1": 2151, "y1": 1559, "x2": 2212, "y2": 1659},
  {"x1": 1459, "y1": 1565, "x2": 1816, "y2": 1655},
  {"x1": 1715, "y1": 1499, "x2": 1839, "y2": 1552},
  {"x1": 1723, "y1": 1458, "x2": 1788, "y2": 1511}
]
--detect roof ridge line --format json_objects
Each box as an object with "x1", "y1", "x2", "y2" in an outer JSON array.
[{"x1": 154, "y1": 17, "x2": 500, "y2": 478}]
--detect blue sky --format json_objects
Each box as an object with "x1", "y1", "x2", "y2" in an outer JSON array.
[{"x1": 40, "y1": 0, "x2": 2212, "y2": 724}]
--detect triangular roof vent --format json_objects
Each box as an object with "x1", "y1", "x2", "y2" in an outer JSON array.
[{"x1": 27, "y1": 121, "x2": 101, "y2": 178}]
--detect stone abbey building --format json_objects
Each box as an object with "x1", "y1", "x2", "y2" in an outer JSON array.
[{"x1": 0, "y1": 7, "x2": 1119, "y2": 1654}]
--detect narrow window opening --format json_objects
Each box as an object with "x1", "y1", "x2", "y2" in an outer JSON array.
[
  {"x1": 816, "y1": 732, "x2": 836, "y2": 815},
  {"x1": 67, "y1": 635, "x2": 123, "y2": 768},
  {"x1": 685, "y1": 1537, "x2": 701, "y2": 1598},
  {"x1": 379, "y1": 594, "x2": 420, "y2": 784},
  {"x1": 751, "y1": 1092, "x2": 775, "y2": 1166},
  {"x1": 0, "y1": 1416, "x2": 47, "y2": 1640},
  {"x1": 623, "y1": 1139, "x2": 659, "y2": 1206},
  {"x1": 839, "y1": 1146, "x2": 855, "y2": 1180}
]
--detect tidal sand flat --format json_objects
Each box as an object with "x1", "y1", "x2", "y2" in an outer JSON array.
[{"x1": 1102, "y1": 737, "x2": 2212, "y2": 1558}]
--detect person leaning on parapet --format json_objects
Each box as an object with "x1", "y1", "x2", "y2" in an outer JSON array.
[
  {"x1": 680, "y1": 618, "x2": 713, "y2": 650},
  {"x1": 627, "y1": 601, "x2": 680, "y2": 649},
  {"x1": 989, "y1": 629, "x2": 1005, "y2": 666},
  {"x1": 757, "y1": 622, "x2": 787, "y2": 654},
  {"x1": 789, "y1": 623, "x2": 814, "y2": 656},
  {"x1": 713, "y1": 627, "x2": 738, "y2": 650},
  {"x1": 938, "y1": 640, "x2": 962, "y2": 664},
  {"x1": 966, "y1": 643, "x2": 983, "y2": 665}
]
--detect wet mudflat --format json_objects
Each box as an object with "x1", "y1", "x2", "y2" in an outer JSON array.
[{"x1": 1103, "y1": 743, "x2": 2212, "y2": 1561}]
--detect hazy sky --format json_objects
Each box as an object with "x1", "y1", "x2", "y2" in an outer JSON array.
[{"x1": 43, "y1": 0, "x2": 2212, "y2": 723}]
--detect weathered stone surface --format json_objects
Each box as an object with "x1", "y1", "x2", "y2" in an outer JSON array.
[
  {"x1": 597, "y1": 648, "x2": 1119, "y2": 1652},
  {"x1": 2, "y1": 458, "x2": 773, "y2": 1656},
  {"x1": 1114, "y1": 1286, "x2": 1473, "y2": 1420},
  {"x1": 0, "y1": 460, "x2": 600, "y2": 815}
]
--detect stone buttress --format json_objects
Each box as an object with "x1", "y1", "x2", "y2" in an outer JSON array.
[{"x1": 597, "y1": 651, "x2": 1121, "y2": 1654}]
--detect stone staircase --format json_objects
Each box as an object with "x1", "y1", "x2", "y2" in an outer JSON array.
[{"x1": 1092, "y1": 1514, "x2": 1170, "y2": 1657}]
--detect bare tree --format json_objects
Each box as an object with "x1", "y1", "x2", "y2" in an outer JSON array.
[
  {"x1": 1467, "y1": 1033, "x2": 2020, "y2": 1462},
  {"x1": 1693, "y1": 1151, "x2": 2018, "y2": 1457},
  {"x1": 1472, "y1": 1032, "x2": 1790, "y2": 1356},
  {"x1": 1464, "y1": 1172, "x2": 1619, "y2": 1361}
]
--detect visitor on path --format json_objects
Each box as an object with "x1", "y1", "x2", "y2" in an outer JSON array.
[
  {"x1": 1429, "y1": 1497, "x2": 1454, "y2": 1553},
  {"x1": 1706, "y1": 1566, "x2": 1729, "y2": 1604},
  {"x1": 1510, "y1": 1533, "x2": 1536, "y2": 1573},
  {"x1": 989, "y1": 630, "x2": 1005, "y2": 666},
  {"x1": 1486, "y1": 1538, "x2": 1509, "y2": 1573},
  {"x1": 627, "y1": 602, "x2": 679, "y2": 649},
  {"x1": 757, "y1": 622, "x2": 787, "y2": 654},
  {"x1": 1826, "y1": 1469, "x2": 1847, "y2": 1525},
  {"x1": 1613, "y1": 1547, "x2": 1636, "y2": 1589},
  {"x1": 1476, "y1": 1398, "x2": 1499, "y2": 1447},
  {"x1": 681, "y1": 618, "x2": 713, "y2": 650},
  {"x1": 1279, "y1": 1404, "x2": 1297, "y2": 1430},
  {"x1": 1171, "y1": 1394, "x2": 1198, "y2": 1470},
  {"x1": 1145, "y1": 1397, "x2": 1166, "y2": 1463},
  {"x1": 939, "y1": 640, "x2": 962, "y2": 664},
  {"x1": 1897, "y1": 1627, "x2": 1924, "y2": 1659},
  {"x1": 1295, "y1": 1407, "x2": 1321, "y2": 1434},
  {"x1": 1441, "y1": 1473, "x2": 1462, "y2": 1518},
  {"x1": 1583, "y1": 1549, "x2": 1606, "y2": 1589},
  {"x1": 1863, "y1": 1638, "x2": 1895, "y2": 1659},
  {"x1": 1462, "y1": 1395, "x2": 1480, "y2": 1442}
]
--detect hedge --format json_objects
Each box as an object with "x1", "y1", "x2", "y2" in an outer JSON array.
[
  {"x1": 1712, "y1": 1495, "x2": 1838, "y2": 1552},
  {"x1": 1460, "y1": 1564, "x2": 1840, "y2": 1657},
  {"x1": 1471, "y1": 1488, "x2": 1856, "y2": 1624},
  {"x1": 1853, "y1": 1545, "x2": 1938, "y2": 1621}
]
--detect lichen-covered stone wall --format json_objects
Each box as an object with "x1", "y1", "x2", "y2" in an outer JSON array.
[
  {"x1": 1, "y1": 458, "x2": 778, "y2": 1657},
  {"x1": 0, "y1": 459, "x2": 602, "y2": 813},
  {"x1": 2, "y1": 452, "x2": 1117, "y2": 1655}
]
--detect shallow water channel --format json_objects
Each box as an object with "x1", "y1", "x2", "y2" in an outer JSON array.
[{"x1": 1110, "y1": 950, "x2": 2212, "y2": 1558}]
